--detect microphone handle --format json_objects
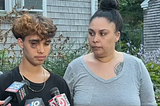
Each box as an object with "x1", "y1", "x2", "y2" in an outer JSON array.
[{"x1": 2, "y1": 96, "x2": 12, "y2": 106}]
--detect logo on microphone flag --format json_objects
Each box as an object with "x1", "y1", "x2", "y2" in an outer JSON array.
[
  {"x1": 56, "y1": 94, "x2": 67, "y2": 106},
  {"x1": 6, "y1": 82, "x2": 24, "y2": 92}
]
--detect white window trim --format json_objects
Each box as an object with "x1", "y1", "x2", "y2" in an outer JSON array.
[
  {"x1": 0, "y1": 0, "x2": 14, "y2": 16},
  {"x1": 16, "y1": 0, "x2": 47, "y2": 16},
  {"x1": 0, "y1": 0, "x2": 47, "y2": 16}
]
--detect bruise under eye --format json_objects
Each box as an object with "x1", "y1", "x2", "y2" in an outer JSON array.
[{"x1": 29, "y1": 40, "x2": 39, "y2": 48}]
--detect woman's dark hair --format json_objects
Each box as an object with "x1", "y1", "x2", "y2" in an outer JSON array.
[{"x1": 89, "y1": 0, "x2": 123, "y2": 33}]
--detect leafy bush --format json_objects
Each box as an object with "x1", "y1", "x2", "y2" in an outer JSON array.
[
  {"x1": 0, "y1": 48, "x2": 21, "y2": 72},
  {"x1": 43, "y1": 36, "x2": 89, "y2": 76},
  {"x1": 116, "y1": 28, "x2": 142, "y2": 56},
  {"x1": 146, "y1": 62, "x2": 160, "y2": 105},
  {"x1": 138, "y1": 47, "x2": 160, "y2": 104}
]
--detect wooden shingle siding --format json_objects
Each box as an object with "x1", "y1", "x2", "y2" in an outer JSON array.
[
  {"x1": 47, "y1": 0, "x2": 93, "y2": 49},
  {"x1": 143, "y1": 0, "x2": 160, "y2": 52},
  {"x1": 0, "y1": 0, "x2": 98, "y2": 53}
]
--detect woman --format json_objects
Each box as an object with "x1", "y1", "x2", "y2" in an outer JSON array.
[
  {"x1": 63, "y1": 0, "x2": 157, "y2": 105},
  {"x1": 0, "y1": 14, "x2": 73, "y2": 106}
]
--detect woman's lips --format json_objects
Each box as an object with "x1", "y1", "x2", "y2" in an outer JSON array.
[{"x1": 92, "y1": 46, "x2": 101, "y2": 50}]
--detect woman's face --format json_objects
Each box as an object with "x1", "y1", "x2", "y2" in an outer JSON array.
[
  {"x1": 88, "y1": 17, "x2": 120, "y2": 57},
  {"x1": 18, "y1": 34, "x2": 51, "y2": 66}
]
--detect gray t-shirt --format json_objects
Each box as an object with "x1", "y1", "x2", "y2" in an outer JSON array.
[{"x1": 63, "y1": 53, "x2": 157, "y2": 106}]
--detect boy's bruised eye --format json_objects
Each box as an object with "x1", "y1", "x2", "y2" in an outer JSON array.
[
  {"x1": 29, "y1": 39, "x2": 39, "y2": 48},
  {"x1": 30, "y1": 42, "x2": 38, "y2": 48}
]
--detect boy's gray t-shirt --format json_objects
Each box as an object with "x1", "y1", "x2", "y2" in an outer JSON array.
[{"x1": 63, "y1": 53, "x2": 157, "y2": 106}]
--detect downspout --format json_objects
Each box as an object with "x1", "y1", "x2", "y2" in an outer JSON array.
[{"x1": 91, "y1": 0, "x2": 96, "y2": 16}]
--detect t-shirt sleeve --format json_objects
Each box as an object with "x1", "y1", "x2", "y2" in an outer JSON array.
[
  {"x1": 63, "y1": 64, "x2": 74, "y2": 99},
  {"x1": 139, "y1": 60, "x2": 157, "y2": 106}
]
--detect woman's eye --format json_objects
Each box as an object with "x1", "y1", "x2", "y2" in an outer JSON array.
[
  {"x1": 89, "y1": 32, "x2": 94, "y2": 36},
  {"x1": 101, "y1": 33, "x2": 106, "y2": 36}
]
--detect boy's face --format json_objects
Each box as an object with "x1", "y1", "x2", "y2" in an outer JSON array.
[{"x1": 18, "y1": 34, "x2": 51, "y2": 66}]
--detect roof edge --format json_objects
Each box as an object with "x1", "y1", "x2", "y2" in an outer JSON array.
[{"x1": 141, "y1": 0, "x2": 150, "y2": 10}]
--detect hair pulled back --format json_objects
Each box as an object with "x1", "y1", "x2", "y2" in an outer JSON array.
[{"x1": 90, "y1": 0, "x2": 123, "y2": 33}]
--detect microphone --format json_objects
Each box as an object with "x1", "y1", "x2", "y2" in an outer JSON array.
[
  {"x1": 24, "y1": 98, "x2": 45, "y2": 106},
  {"x1": 2, "y1": 80, "x2": 30, "y2": 106},
  {"x1": 48, "y1": 87, "x2": 70, "y2": 106}
]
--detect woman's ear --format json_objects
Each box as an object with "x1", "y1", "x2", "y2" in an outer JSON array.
[
  {"x1": 17, "y1": 38, "x2": 24, "y2": 49},
  {"x1": 115, "y1": 31, "x2": 120, "y2": 42}
]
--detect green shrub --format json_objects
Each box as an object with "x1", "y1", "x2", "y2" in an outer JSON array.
[
  {"x1": 146, "y1": 62, "x2": 160, "y2": 105},
  {"x1": 43, "y1": 36, "x2": 89, "y2": 76}
]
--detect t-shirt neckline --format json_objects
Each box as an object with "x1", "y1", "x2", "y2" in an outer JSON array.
[{"x1": 81, "y1": 53, "x2": 127, "y2": 84}]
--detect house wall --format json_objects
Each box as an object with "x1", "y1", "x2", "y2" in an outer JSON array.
[
  {"x1": 143, "y1": 0, "x2": 160, "y2": 52},
  {"x1": 0, "y1": 0, "x2": 98, "y2": 57}
]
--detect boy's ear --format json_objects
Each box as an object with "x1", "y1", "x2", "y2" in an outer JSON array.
[{"x1": 17, "y1": 38, "x2": 24, "y2": 48}]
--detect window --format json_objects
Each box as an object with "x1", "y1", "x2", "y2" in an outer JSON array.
[
  {"x1": 0, "y1": 0, "x2": 5, "y2": 10},
  {"x1": 0, "y1": 0, "x2": 46, "y2": 16},
  {"x1": 25, "y1": 0, "x2": 42, "y2": 10},
  {"x1": 0, "y1": 0, "x2": 12, "y2": 16},
  {"x1": 16, "y1": 0, "x2": 46, "y2": 16}
]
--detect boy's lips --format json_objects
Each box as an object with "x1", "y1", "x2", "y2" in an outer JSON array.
[{"x1": 34, "y1": 56, "x2": 46, "y2": 60}]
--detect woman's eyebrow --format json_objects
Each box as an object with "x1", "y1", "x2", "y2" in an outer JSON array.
[{"x1": 99, "y1": 29, "x2": 109, "y2": 32}]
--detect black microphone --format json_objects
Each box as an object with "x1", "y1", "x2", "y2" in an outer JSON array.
[
  {"x1": 24, "y1": 98, "x2": 45, "y2": 106},
  {"x1": 2, "y1": 80, "x2": 30, "y2": 106},
  {"x1": 48, "y1": 87, "x2": 70, "y2": 106}
]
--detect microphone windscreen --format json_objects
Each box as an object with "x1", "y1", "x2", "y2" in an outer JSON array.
[{"x1": 49, "y1": 87, "x2": 60, "y2": 97}]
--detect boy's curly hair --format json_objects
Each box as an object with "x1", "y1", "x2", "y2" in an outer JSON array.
[{"x1": 12, "y1": 14, "x2": 57, "y2": 40}]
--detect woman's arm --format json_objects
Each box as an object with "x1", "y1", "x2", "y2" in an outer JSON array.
[{"x1": 139, "y1": 60, "x2": 157, "y2": 106}]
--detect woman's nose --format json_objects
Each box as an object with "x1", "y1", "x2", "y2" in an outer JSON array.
[{"x1": 93, "y1": 35, "x2": 99, "y2": 43}]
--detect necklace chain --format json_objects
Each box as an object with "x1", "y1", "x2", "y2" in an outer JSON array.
[{"x1": 20, "y1": 69, "x2": 46, "y2": 93}]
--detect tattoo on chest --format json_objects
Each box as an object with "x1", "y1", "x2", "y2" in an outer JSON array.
[{"x1": 114, "y1": 62, "x2": 124, "y2": 75}]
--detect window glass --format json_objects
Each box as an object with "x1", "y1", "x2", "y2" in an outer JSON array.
[
  {"x1": 16, "y1": 0, "x2": 22, "y2": 9},
  {"x1": 0, "y1": 0, "x2": 5, "y2": 10},
  {"x1": 24, "y1": 0, "x2": 42, "y2": 9}
]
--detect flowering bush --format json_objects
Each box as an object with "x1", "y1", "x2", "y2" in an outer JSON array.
[
  {"x1": 137, "y1": 45, "x2": 160, "y2": 104},
  {"x1": 138, "y1": 46, "x2": 160, "y2": 64}
]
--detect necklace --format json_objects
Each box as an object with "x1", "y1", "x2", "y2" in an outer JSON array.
[{"x1": 20, "y1": 69, "x2": 46, "y2": 93}]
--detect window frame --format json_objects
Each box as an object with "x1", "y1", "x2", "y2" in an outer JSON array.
[
  {"x1": 0, "y1": 0, "x2": 47, "y2": 16},
  {"x1": 0, "y1": 0, "x2": 13, "y2": 15},
  {"x1": 16, "y1": 0, "x2": 47, "y2": 16}
]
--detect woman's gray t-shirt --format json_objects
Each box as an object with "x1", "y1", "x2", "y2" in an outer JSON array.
[{"x1": 63, "y1": 53, "x2": 157, "y2": 106}]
